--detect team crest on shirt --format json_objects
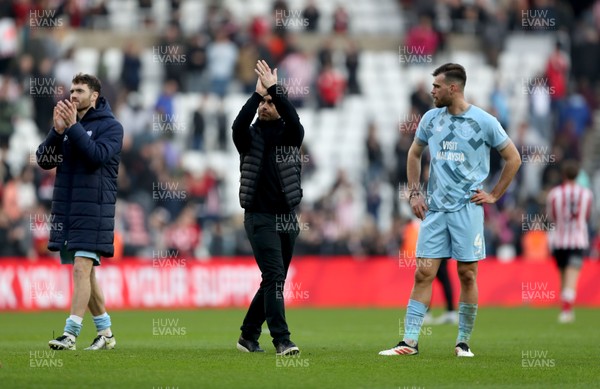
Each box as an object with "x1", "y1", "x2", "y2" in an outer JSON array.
[
  {"x1": 456, "y1": 123, "x2": 473, "y2": 139},
  {"x1": 87, "y1": 130, "x2": 92, "y2": 137}
]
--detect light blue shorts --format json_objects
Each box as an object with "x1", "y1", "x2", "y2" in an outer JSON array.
[
  {"x1": 60, "y1": 244, "x2": 101, "y2": 266},
  {"x1": 416, "y1": 202, "x2": 485, "y2": 262}
]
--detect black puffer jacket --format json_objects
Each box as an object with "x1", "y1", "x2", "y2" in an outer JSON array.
[
  {"x1": 36, "y1": 97, "x2": 123, "y2": 257},
  {"x1": 232, "y1": 85, "x2": 304, "y2": 212}
]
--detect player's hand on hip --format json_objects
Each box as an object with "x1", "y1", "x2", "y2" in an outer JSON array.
[
  {"x1": 410, "y1": 194, "x2": 428, "y2": 220},
  {"x1": 470, "y1": 189, "x2": 497, "y2": 205},
  {"x1": 255, "y1": 60, "x2": 277, "y2": 89}
]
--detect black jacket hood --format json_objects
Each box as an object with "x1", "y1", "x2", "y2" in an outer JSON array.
[{"x1": 81, "y1": 96, "x2": 115, "y2": 123}]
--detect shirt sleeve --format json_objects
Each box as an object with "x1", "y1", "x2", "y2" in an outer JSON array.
[
  {"x1": 415, "y1": 110, "x2": 433, "y2": 145},
  {"x1": 488, "y1": 116, "x2": 509, "y2": 150}
]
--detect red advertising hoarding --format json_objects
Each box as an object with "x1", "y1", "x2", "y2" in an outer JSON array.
[{"x1": 1, "y1": 257, "x2": 599, "y2": 310}]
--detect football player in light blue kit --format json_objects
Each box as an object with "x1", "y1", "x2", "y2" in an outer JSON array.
[{"x1": 380, "y1": 63, "x2": 521, "y2": 357}]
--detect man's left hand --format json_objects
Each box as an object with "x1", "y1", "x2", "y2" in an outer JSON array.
[
  {"x1": 57, "y1": 100, "x2": 78, "y2": 128},
  {"x1": 254, "y1": 60, "x2": 277, "y2": 89},
  {"x1": 470, "y1": 189, "x2": 497, "y2": 205}
]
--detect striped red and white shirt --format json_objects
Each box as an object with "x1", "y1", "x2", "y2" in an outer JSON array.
[{"x1": 547, "y1": 182, "x2": 593, "y2": 249}]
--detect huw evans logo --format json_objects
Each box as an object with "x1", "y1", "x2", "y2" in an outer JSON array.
[{"x1": 521, "y1": 10, "x2": 556, "y2": 30}]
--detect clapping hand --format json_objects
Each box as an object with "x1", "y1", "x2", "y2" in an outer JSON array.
[{"x1": 254, "y1": 60, "x2": 277, "y2": 92}]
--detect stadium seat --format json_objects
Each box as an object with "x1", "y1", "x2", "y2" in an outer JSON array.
[
  {"x1": 74, "y1": 48, "x2": 100, "y2": 76},
  {"x1": 102, "y1": 48, "x2": 124, "y2": 84}
]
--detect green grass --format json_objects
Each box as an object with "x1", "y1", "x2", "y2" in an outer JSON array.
[{"x1": 1, "y1": 308, "x2": 598, "y2": 388}]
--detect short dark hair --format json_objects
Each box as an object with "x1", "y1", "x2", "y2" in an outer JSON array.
[
  {"x1": 561, "y1": 160, "x2": 580, "y2": 180},
  {"x1": 432, "y1": 63, "x2": 467, "y2": 89},
  {"x1": 71, "y1": 73, "x2": 102, "y2": 94}
]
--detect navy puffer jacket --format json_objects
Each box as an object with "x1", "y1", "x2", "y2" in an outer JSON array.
[{"x1": 36, "y1": 97, "x2": 123, "y2": 257}]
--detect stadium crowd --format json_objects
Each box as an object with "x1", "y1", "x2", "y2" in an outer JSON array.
[{"x1": 0, "y1": 0, "x2": 599, "y2": 260}]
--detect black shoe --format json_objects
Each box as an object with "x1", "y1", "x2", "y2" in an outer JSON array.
[
  {"x1": 275, "y1": 339, "x2": 300, "y2": 356},
  {"x1": 236, "y1": 336, "x2": 264, "y2": 353}
]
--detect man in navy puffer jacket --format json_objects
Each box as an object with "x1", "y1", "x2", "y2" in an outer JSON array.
[{"x1": 37, "y1": 73, "x2": 123, "y2": 351}]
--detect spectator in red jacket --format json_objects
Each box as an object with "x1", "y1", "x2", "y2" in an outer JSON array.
[
  {"x1": 316, "y1": 60, "x2": 345, "y2": 109},
  {"x1": 405, "y1": 15, "x2": 440, "y2": 57},
  {"x1": 546, "y1": 42, "x2": 569, "y2": 103}
]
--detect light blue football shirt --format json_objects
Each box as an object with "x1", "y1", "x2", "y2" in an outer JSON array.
[{"x1": 415, "y1": 105, "x2": 510, "y2": 212}]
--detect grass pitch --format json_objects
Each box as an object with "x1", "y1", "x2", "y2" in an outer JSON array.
[{"x1": 1, "y1": 307, "x2": 598, "y2": 388}]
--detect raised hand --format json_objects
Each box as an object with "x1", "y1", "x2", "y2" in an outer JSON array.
[
  {"x1": 57, "y1": 100, "x2": 78, "y2": 129},
  {"x1": 53, "y1": 105, "x2": 66, "y2": 134},
  {"x1": 255, "y1": 76, "x2": 267, "y2": 96},
  {"x1": 254, "y1": 60, "x2": 277, "y2": 90}
]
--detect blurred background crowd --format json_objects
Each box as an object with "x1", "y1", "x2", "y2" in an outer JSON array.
[{"x1": 0, "y1": 0, "x2": 599, "y2": 261}]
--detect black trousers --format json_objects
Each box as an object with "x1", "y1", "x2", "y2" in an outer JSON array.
[{"x1": 240, "y1": 212, "x2": 299, "y2": 345}]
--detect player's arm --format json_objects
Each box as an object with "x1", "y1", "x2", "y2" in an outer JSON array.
[
  {"x1": 232, "y1": 82, "x2": 262, "y2": 153},
  {"x1": 67, "y1": 121, "x2": 124, "y2": 169},
  {"x1": 36, "y1": 129, "x2": 64, "y2": 170},
  {"x1": 37, "y1": 103, "x2": 68, "y2": 170},
  {"x1": 56, "y1": 99, "x2": 123, "y2": 169},
  {"x1": 407, "y1": 139, "x2": 428, "y2": 220},
  {"x1": 268, "y1": 84, "x2": 304, "y2": 146},
  {"x1": 256, "y1": 59, "x2": 304, "y2": 146},
  {"x1": 471, "y1": 140, "x2": 521, "y2": 205}
]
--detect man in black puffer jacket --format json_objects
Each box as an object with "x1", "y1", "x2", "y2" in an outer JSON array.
[
  {"x1": 233, "y1": 60, "x2": 304, "y2": 356},
  {"x1": 37, "y1": 73, "x2": 123, "y2": 352}
]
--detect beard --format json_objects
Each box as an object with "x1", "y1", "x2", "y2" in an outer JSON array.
[
  {"x1": 75, "y1": 101, "x2": 89, "y2": 111},
  {"x1": 433, "y1": 97, "x2": 449, "y2": 108}
]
